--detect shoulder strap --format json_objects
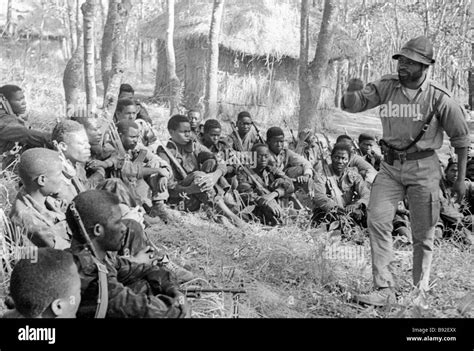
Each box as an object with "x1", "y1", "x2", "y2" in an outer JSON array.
[
  {"x1": 92, "y1": 257, "x2": 109, "y2": 319},
  {"x1": 382, "y1": 95, "x2": 444, "y2": 152}
]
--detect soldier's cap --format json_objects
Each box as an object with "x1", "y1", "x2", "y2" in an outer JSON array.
[
  {"x1": 358, "y1": 133, "x2": 375, "y2": 144},
  {"x1": 392, "y1": 36, "x2": 435, "y2": 66},
  {"x1": 238, "y1": 111, "x2": 251, "y2": 120},
  {"x1": 203, "y1": 119, "x2": 221, "y2": 133},
  {"x1": 266, "y1": 127, "x2": 284, "y2": 140}
]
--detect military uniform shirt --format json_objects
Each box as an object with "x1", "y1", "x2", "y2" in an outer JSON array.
[{"x1": 342, "y1": 75, "x2": 470, "y2": 151}]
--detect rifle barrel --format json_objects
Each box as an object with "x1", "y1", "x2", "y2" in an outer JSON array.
[
  {"x1": 180, "y1": 288, "x2": 246, "y2": 294},
  {"x1": 69, "y1": 201, "x2": 100, "y2": 258}
]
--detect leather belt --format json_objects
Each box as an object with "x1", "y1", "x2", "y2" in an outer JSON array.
[{"x1": 384, "y1": 149, "x2": 434, "y2": 165}]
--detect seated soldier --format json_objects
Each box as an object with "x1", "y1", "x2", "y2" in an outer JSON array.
[
  {"x1": 289, "y1": 128, "x2": 325, "y2": 175},
  {"x1": 236, "y1": 144, "x2": 295, "y2": 226},
  {"x1": 9, "y1": 148, "x2": 71, "y2": 249},
  {"x1": 51, "y1": 119, "x2": 93, "y2": 203},
  {"x1": 0, "y1": 84, "x2": 51, "y2": 170},
  {"x1": 358, "y1": 133, "x2": 382, "y2": 171},
  {"x1": 114, "y1": 120, "x2": 173, "y2": 223},
  {"x1": 157, "y1": 115, "x2": 244, "y2": 227},
  {"x1": 436, "y1": 159, "x2": 474, "y2": 245},
  {"x1": 200, "y1": 119, "x2": 230, "y2": 154},
  {"x1": 115, "y1": 99, "x2": 157, "y2": 151},
  {"x1": 67, "y1": 190, "x2": 189, "y2": 318},
  {"x1": 187, "y1": 109, "x2": 203, "y2": 141},
  {"x1": 71, "y1": 115, "x2": 118, "y2": 185},
  {"x1": 200, "y1": 119, "x2": 236, "y2": 180},
  {"x1": 312, "y1": 143, "x2": 370, "y2": 237},
  {"x1": 266, "y1": 127, "x2": 314, "y2": 196},
  {"x1": 336, "y1": 135, "x2": 377, "y2": 184},
  {"x1": 225, "y1": 111, "x2": 260, "y2": 152},
  {"x1": 118, "y1": 83, "x2": 153, "y2": 125},
  {"x1": 3, "y1": 248, "x2": 81, "y2": 318}
]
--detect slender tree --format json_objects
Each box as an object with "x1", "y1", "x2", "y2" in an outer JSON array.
[
  {"x1": 82, "y1": 0, "x2": 97, "y2": 114},
  {"x1": 298, "y1": 0, "x2": 338, "y2": 131},
  {"x1": 103, "y1": 0, "x2": 133, "y2": 117},
  {"x1": 470, "y1": 0, "x2": 474, "y2": 109},
  {"x1": 63, "y1": 30, "x2": 84, "y2": 110},
  {"x1": 67, "y1": 0, "x2": 78, "y2": 55},
  {"x1": 6, "y1": 0, "x2": 14, "y2": 37},
  {"x1": 204, "y1": 0, "x2": 226, "y2": 120},
  {"x1": 165, "y1": 0, "x2": 181, "y2": 115},
  {"x1": 101, "y1": 0, "x2": 117, "y2": 91}
]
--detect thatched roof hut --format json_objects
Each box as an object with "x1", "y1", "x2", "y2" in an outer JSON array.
[{"x1": 141, "y1": 0, "x2": 362, "y2": 122}]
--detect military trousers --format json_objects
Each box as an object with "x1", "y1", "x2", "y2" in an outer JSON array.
[{"x1": 367, "y1": 153, "x2": 441, "y2": 290}]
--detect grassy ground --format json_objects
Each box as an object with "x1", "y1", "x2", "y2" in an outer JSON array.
[{"x1": 0, "y1": 44, "x2": 473, "y2": 318}]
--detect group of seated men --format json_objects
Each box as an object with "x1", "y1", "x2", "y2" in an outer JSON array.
[{"x1": 0, "y1": 81, "x2": 473, "y2": 319}]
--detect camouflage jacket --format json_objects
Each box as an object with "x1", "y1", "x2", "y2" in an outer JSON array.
[
  {"x1": 71, "y1": 244, "x2": 185, "y2": 318},
  {"x1": 9, "y1": 190, "x2": 70, "y2": 249},
  {"x1": 313, "y1": 166, "x2": 370, "y2": 212}
]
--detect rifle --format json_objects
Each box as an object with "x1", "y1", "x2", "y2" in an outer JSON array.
[
  {"x1": 344, "y1": 128, "x2": 362, "y2": 155},
  {"x1": 0, "y1": 94, "x2": 13, "y2": 115},
  {"x1": 230, "y1": 122, "x2": 244, "y2": 152},
  {"x1": 314, "y1": 135, "x2": 345, "y2": 208},
  {"x1": 158, "y1": 139, "x2": 244, "y2": 226},
  {"x1": 322, "y1": 133, "x2": 333, "y2": 153},
  {"x1": 157, "y1": 140, "x2": 188, "y2": 180},
  {"x1": 251, "y1": 121, "x2": 265, "y2": 144},
  {"x1": 283, "y1": 119, "x2": 297, "y2": 146},
  {"x1": 179, "y1": 286, "x2": 246, "y2": 318},
  {"x1": 69, "y1": 201, "x2": 108, "y2": 319}
]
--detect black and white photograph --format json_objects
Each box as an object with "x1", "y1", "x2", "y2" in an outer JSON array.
[{"x1": 0, "y1": 0, "x2": 473, "y2": 348}]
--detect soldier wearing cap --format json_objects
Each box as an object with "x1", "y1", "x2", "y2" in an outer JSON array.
[{"x1": 342, "y1": 36, "x2": 470, "y2": 306}]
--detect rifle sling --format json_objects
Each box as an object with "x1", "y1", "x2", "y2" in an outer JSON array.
[
  {"x1": 93, "y1": 258, "x2": 109, "y2": 319},
  {"x1": 380, "y1": 95, "x2": 443, "y2": 152}
]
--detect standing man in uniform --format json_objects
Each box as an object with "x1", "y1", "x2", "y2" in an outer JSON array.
[{"x1": 342, "y1": 36, "x2": 470, "y2": 305}]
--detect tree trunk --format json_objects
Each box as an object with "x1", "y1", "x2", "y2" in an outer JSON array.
[
  {"x1": 6, "y1": 0, "x2": 14, "y2": 37},
  {"x1": 165, "y1": 0, "x2": 181, "y2": 115},
  {"x1": 76, "y1": 0, "x2": 82, "y2": 46},
  {"x1": 82, "y1": 0, "x2": 97, "y2": 114},
  {"x1": 470, "y1": 2, "x2": 474, "y2": 109},
  {"x1": 67, "y1": 0, "x2": 78, "y2": 55},
  {"x1": 101, "y1": 0, "x2": 117, "y2": 91},
  {"x1": 204, "y1": 0, "x2": 226, "y2": 120},
  {"x1": 334, "y1": 60, "x2": 341, "y2": 108},
  {"x1": 154, "y1": 40, "x2": 168, "y2": 98},
  {"x1": 63, "y1": 41, "x2": 84, "y2": 111},
  {"x1": 103, "y1": 0, "x2": 133, "y2": 118},
  {"x1": 299, "y1": 0, "x2": 338, "y2": 131}
]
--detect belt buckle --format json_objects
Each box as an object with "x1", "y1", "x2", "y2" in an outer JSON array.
[{"x1": 397, "y1": 151, "x2": 407, "y2": 164}]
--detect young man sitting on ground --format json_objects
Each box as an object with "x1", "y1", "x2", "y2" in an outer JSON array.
[{"x1": 9, "y1": 148, "x2": 71, "y2": 249}]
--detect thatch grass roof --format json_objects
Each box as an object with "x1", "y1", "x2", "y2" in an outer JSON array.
[{"x1": 141, "y1": 0, "x2": 362, "y2": 61}]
